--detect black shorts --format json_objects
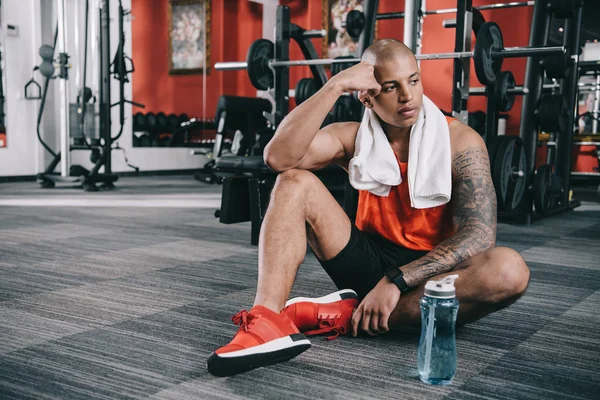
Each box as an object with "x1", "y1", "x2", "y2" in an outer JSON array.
[{"x1": 317, "y1": 224, "x2": 429, "y2": 299}]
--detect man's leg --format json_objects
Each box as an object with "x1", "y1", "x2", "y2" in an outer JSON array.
[
  {"x1": 207, "y1": 169, "x2": 354, "y2": 377},
  {"x1": 389, "y1": 247, "x2": 530, "y2": 328},
  {"x1": 254, "y1": 169, "x2": 353, "y2": 313}
]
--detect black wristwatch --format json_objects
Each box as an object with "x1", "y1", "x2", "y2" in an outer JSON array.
[{"x1": 384, "y1": 267, "x2": 411, "y2": 294}]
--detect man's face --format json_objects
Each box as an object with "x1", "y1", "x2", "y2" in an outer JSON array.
[{"x1": 370, "y1": 55, "x2": 423, "y2": 129}]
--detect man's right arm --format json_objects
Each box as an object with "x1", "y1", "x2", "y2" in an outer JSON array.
[{"x1": 263, "y1": 63, "x2": 381, "y2": 172}]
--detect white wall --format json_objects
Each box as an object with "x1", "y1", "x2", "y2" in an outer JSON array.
[
  {"x1": 0, "y1": 0, "x2": 208, "y2": 178},
  {"x1": 0, "y1": 0, "x2": 45, "y2": 177}
]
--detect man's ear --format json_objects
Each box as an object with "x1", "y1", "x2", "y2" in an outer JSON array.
[{"x1": 358, "y1": 91, "x2": 374, "y2": 109}]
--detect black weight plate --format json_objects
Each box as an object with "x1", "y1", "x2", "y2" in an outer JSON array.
[
  {"x1": 491, "y1": 136, "x2": 527, "y2": 212},
  {"x1": 534, "y1": 164, "x2": 563, "y2": 215},
  {"x1": 345, "y1": 9, "x2": 365, "y2": 40},
  {"x1": 331, "y1": 56, "x2": 356, "y2": 76},
  {"x1": 133, "y1": 112, "x2": 146, "y2": 130},
  {"x1": 139, "y1": 134, "x2": 151, "y2": 147},
  {"x1": 145, "y1": 112, "x2": 157, "y2": 129},
  {"x1": 178, "y1": 113, "x2": 189, "y2": 124},
  {"x1": 156, "y1": 112, "x2": 168, "y2": 130},
  {"x1": 474, "y1": 22, "x2": 504, "y2": 86},
  {"x1": 495, "y1": 71, "x2": 516, "y2": 112},
  {"x1": 542, "y1": 53, "x2": 570, "y2": 79},
  {"x1": 538, "y1": 94, "x2": 569, "y2": 133},
  {"x1": 167, "y1": 113, "x2": 180, "y2": 130},
  {"x1": 246, "y1": 39, "x2": 274, "y2": 90},
  {"x1": 295, "y1": 78, "x2": 308, "y2": 105}
]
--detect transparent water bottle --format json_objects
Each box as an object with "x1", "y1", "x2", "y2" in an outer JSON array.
[{"x1": 417, "y1": 274, "x2": 460, "y2": 385}]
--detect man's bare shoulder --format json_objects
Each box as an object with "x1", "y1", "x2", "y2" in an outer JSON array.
[{"x1": 448, "y1": 119, "x2": 487, "y2": 156}]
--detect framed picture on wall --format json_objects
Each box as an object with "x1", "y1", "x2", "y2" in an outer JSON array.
[
  {"x1": 168, "y1": 0, "x2": 211, "y2": 75},
  {"x1": 322, "y1": 0, "x2": 366, "y2": 59}
]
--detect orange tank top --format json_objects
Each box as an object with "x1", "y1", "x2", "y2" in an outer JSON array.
[{"x1": 354, "y1": 117, "x2": 455, "y2": 251}]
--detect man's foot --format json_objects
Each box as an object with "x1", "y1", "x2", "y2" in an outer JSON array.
[
  {"x1": 283, "y1": 289, "x2": 359, "y2": 340},
  {"x1": 207, "y1": 305, "x2": 311, "y2": 377}
]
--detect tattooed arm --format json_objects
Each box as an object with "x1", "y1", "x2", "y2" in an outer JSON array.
[{"x1": 400, "y1": 126, "x2": 497, "y2": 288}]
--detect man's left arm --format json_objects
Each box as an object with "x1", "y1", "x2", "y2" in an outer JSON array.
[
  {"x1": 401, "y1": 132, "x2": 497, "y2": 287},
  {"x1": 351, "y1": 129, "x2": 497, "y2": 337}
]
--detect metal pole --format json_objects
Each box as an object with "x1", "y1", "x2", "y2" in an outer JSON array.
[
  {"x1": 403, "y1": 0, "x2": 419, "y2": 52},
  {"x1": 376, "y1": 1, "x2": 535, "y2": 19},
  {"x1": 554, "y1": 6, "x2": 583, "y2": 208},
  {"x1": 451, "y1": 0, "x2": 472, "y2": 125},
  {"x1": 274, "y1": 6, "x2": 290, "y2": 128},
  {"x1": 518, "y1": 0, "x2": 551, "y2": 223},
  {"x1": 56, "y1": 0, "x2": 70, "y2": 177},
  {"x1": 100, "y1": 0, "x2": 111, "y2": 173},
  {"x1": 593, "y1": 75, "x2": 600, "y2": 133},
  {"x1": 357, "y1": 0, "x2": 379, "y2": 56},
  {"x1": 216, "y1": 46, "x2": 566, "y2": 70}
]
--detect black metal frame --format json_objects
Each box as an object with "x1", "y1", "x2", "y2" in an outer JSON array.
[{"x1": 451, "y1": 0, "x2": 473, "y2": 125}]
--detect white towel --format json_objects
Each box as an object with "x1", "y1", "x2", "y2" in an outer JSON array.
[{"x1": 348, "y1": 95, "x2": 452, "y2": 209}]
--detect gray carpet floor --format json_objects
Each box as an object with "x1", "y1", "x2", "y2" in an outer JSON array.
[{"x1": 0, "y1": 176, "x2": 599, "y2": 399}]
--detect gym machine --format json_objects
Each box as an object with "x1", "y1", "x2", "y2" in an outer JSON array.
[{"x1": 32, "y1": 0, "x2": 138, "y2": 191}]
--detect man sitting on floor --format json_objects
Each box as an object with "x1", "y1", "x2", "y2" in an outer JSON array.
[{"x1": 207, "y1": 39, "x2": 530, "y2": 377}]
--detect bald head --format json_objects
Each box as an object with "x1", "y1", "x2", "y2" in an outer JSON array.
[{"x1": 361, "y1": 39, "x2": 416, "y2": 65}]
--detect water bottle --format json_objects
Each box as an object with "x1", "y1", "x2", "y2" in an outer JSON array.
[{"x1": 417, "y1": 274, "x2": 460, "y2": 385}]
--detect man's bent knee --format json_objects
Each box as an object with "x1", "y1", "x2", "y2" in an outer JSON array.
[
  {"x1": 488, "y1": 247, "x2": 530, "y2": 305},
  {"x1": 273, "y1": 169, "x2": 321, "y2": 192}
]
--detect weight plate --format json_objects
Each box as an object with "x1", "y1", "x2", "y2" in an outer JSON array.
[
  {"x1": 302, "y1": 78, "x2": 318, "y2": 105},
  {"x1": 167, "y1": 113, "x2": 180, "y2": 130},
  {"x1": 474, "y1": 22, "x2": 504, "y2": 86},
  {"x1": 491, "y1": 136, "x2": 527, "y2": 212},
  {"x1": 331, "y1": 56, "x2": 356, "y2": 76},
  {"x1": 145, "y1": 112, "x2": 157, "y2": 129},
  {"x1": 495, "y1": 71, "x2": 516, "y2": 112},
  {"x1": 538, "y1": 94, "x2": 569, "y2": 133},
  {"x1": 542, "y1": 53, "x2": 570, "y2": 79},
  {"x1": 295, "y1": 78, "x2": 308, "y2": 105},
  {"x1": 246, "y1": 39, "x2": 275, "y2": 90},
  {"x1": 156, "y1": 112, "x2": 168, "y2": 130},
  {"x1": 345, "y1": 10, "x2": 365, "y2": 40},
  {"x1": 178, "y1": 113, "x2": 189, "y2": 124},
  {"x1": 534, "y1": 164, "x2": 563, "y2": 215},
  {"x1": 133, "y1": 112, "x2": 146, "y2": 130}
]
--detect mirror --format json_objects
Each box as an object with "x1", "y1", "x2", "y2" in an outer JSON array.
[{"x1": 130, "y1": 0, "x2": 214, "y2": 149}]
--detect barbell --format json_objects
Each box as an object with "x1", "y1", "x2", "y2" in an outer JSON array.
[{"x1": 215, "y1": 22, "x2": 566, "y2": 90}]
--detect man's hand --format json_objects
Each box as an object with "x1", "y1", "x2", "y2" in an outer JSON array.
[
  {"x1": 330, "y1": 62, "x2": 381, "y2": 96},
  {"x1": 351, "y1": 276, "x2": 401, "y2": 337}
]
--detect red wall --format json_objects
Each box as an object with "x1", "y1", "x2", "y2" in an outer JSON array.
[
  {"x1": 131, "y1": 0, "x2": 262, "y2": 119},
  {"x1": 131, "y1": 0, "x2": 596, "y2": 172}
]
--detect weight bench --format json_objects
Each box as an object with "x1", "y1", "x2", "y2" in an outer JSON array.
[{"x1": 214, "y1": 155, "x2": 348, "y2": 245}]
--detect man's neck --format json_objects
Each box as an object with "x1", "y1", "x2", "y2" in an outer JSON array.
[{"x1": 381, "y1": 119, "x2": 412, "y2": 162}]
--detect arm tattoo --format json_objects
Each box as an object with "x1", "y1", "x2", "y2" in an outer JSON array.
[{"x1": 402, "y1": 147, "x2": 497, "y2": 287}]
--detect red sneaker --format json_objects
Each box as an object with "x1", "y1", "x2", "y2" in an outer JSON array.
[
  {"x1": 283, "y1": 289, "x2": 359, "y2": 340},
  {"x1": 207, "y1": 305, "x2": 311, "y2": 377}
]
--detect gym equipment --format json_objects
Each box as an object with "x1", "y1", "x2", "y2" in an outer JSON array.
[
  {"x1": 494, "y1": 71, "x2": 516, "y2": 112},
  {"x1": 294, "y1": 78, "x2": 317, "y2": 106},
  {"x1": 216, "y1": 22, "x2": 566, "y2": 88},
  {"x1": 537, "y1": 94, "x2": 569, "y2": 133},
  {"x1": 35, "y1": 0, "x2": 120, "y2": 191},
  {"x1": 167, "y1": 113, "x2": 180, "y2": 131},
  {"x1": 488, "y1": 136, "x2": 526, "y2": 213},
  {"x1": 541, "y1": 52, "x2": 572, "y2": 80},
  {"x1": 534, "y1": 164, "x2": 564, "y2": 215},
  {"x1": 330, "y1": 56, "x2": 356, "y2": 77}
]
